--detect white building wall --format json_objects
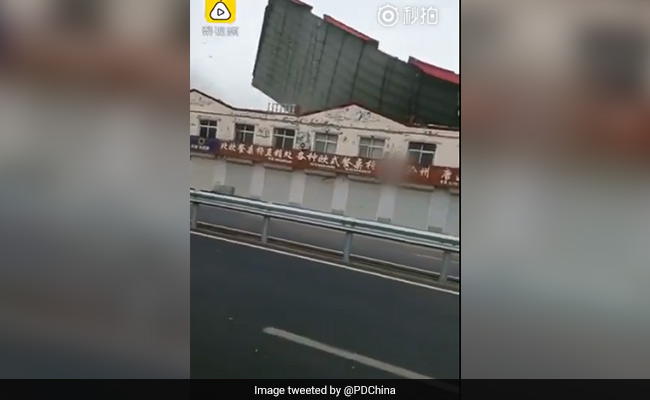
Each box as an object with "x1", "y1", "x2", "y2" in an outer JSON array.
[
  {"x1": 427, "y1": 191, "x2": 452, "y2": 233},
  {"x1": 191, "y1": 154, "x2": 460, "y2": 233},
  {"x1": 189, "y1": 91, "x2": 459, "y2": 168},
  {"x1": 261, "y1": 167, "x2": 292, "y2": 204},
  {"x1": 189, "y1": 90, "x2": 460, "y2": 234},
  {"x1": 223, "y1": 162, "x2": 253, "y2": 197},
  {"x1": 445, "y1": 194, "x2": 460, "y2": 236},
  {"x1": 393, "y1": 188, "x2": 432, "y2": 230},
  {"x1": 287, "y1": 171, "x2": 307, "y2": 207},
  {"x1": 190, "y1": 156, "x2": 216, "y2": 191},
  {"x1": 302, "y1": 174, "x2": 335, "y2": 212},
  {"x1": 345, "y1": 180, "x2": 382, "y2": 221}
]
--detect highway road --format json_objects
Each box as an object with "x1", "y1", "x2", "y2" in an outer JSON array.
[
  {"x1": 196, "y1": 206, "x2": 460, "y2": 279},
  {"x1": 191, "y1": 232, "x2": 459, "y2": 380}
]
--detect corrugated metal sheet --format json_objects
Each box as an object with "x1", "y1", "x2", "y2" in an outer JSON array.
[{"x1": 252, "y1": 0, "x2": 459, "y2": 128}]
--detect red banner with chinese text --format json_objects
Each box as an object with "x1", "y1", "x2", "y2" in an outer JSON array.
[{"x1": 214, "y1": 141, "x2": 459, "y2": 189}]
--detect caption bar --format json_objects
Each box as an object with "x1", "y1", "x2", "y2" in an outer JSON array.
[{"x1": 255, "y1": 385, "x2": 396, "y2": 397}]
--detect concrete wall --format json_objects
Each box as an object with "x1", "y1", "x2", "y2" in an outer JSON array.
[{"x1": 191, "y1": 156, "x2": 459, "y2": 235}]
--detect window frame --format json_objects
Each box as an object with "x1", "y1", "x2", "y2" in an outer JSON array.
[
  {"x1": 314, "y1": 132, "x2": 339, "y2": 155},
  {"x1": 358, "y1": 137, "x2": 385, "y2": 159},
  {"x1": 407, "y1": 142, "x2": 437, "y2": 166},
  {"x1": 198, "y1": 118, "x2": 218, "y2": 139},
  {"x1": 273, "y1": 128, "x2": 296, "y2": 150},
  {"x1": 234, "y1": 123, "x2": 256, "y2": 145}
]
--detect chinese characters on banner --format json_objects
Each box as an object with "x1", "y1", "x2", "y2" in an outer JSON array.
[
  {"x1": 406, "y1": 165, "x2": 459, "y2": 188},
  {"x1": 219, "y1": 142, "x2": 293, "y2": 165},
  {"x1": 439, "y1": 168, "x2": 460, "y2": 188},
  {"x1": 295, "y1": 151, "x2": 377, "y2": 175},
  {"x1": 208, "y1": 141, "x2": 459, "y2": 189}
]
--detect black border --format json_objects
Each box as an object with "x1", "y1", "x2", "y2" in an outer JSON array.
[
  {"x1": 3, "y1": 379, "x2": 459, "y2": 399},
  {"x1": 462, "y1": 379, "x2": 650, "y2": 399}
]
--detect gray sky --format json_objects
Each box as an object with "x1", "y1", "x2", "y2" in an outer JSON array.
[{"x1": 190, "y1": 0, "x2": 459, "y2": 109}]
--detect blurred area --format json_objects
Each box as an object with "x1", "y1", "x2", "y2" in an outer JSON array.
[
  {"x1": 462, "y1": 0, "x2": 650, "y2": 378},
  {"x1": 0, "y1": 0, "x2": 189, "y2": 377},
  {"x1": 1, "y1": 0, "x2": 188, "y2": 99}
]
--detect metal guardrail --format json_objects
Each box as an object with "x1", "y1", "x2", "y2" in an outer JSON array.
[{"x1": 190, "y1": 189, "x2": 459, "y2": 283}]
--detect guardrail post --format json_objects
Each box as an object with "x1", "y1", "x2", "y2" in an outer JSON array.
[
  {"x1": 189, "y1": 191, "x2": 460, "y2": 285},
  {"x1": 190, "y1": 202, "x2": 198, "y2": 230},
  {"x1": 261, "y1": 216, "x2": 270, "y2": 244},
  {"x1": 343, "y1": 231, "x2": 353, "y2": 263},
  {"x1": 440, "y1": 251, "x2": 451, "y2": 283}
]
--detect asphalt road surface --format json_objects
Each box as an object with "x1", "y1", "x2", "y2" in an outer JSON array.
[
  {"x1": 191, "y1": 233, "x2": 459, "y2": 379},
  {"x1": 196, "y1": 206, "x2": 460, "y2": 279}
]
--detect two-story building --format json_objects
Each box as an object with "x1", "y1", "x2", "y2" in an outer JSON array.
[{"x1": 190, "y1": 89, "x2": 459, "y2": 235}]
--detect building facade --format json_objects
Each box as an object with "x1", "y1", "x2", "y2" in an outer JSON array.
[{"x1": 190, "y1": 89, "x2": 459, "y2": 235}]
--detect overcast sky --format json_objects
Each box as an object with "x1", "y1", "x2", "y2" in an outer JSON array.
[{"x1": 190, "y1": 0, "x2": 459, "y2": 109}]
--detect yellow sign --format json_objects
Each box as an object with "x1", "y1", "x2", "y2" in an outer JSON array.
[{"x1": 205, "y1": 0, "x2": 236, "y2": 24}]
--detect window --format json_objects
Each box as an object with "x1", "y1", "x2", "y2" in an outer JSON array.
[
  {"x1": 314, "y1": 133, "x2": 338, "y2": 154},
  {"x1": 408, "y1": 142, "x2": 437, "y2": 166},
  {"x1": 198, "y1": 119, "x2": 218, "y2": 139},
  {"x1": 273, "y1": 128, "x2": 295, "y2": 150},
  {"x1": 358, "y1": 137, "x2": 385, "y2": 159},
  {"x1": 234, "y1": 123, "x2": 255, "y2": 145}
]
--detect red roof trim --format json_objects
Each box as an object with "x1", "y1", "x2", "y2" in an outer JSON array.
[
  {"x1": 408, "y1": 57, "x2": 459, "y2": 84},
  {"x1": 289, "y1": 0, "x2": 313, "y2": 11},
  {"x1": 323, "y1": 15, "x2": 378, "y2": 44}
]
